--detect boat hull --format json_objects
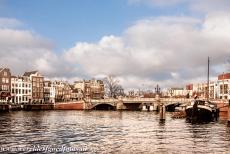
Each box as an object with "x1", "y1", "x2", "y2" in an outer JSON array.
[{"x1": 185, "y1": 105, "x2": 216, "y2": 122}]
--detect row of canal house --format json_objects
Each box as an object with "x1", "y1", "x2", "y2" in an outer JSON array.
[
  {"x1": 185, "y1": 72, "x2": 230, "y2": 100},
  {"x1": 0, "y1": 68, "x2": 105, "y2": 104}
]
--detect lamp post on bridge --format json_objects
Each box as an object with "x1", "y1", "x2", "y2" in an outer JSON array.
[{"x1": 155, "y1": 84, "x2": 161, "y2": 95}]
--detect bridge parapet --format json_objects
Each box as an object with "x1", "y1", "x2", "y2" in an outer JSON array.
[{"x1": 84, "y1": 98, "x2": 193, "y2": 109}]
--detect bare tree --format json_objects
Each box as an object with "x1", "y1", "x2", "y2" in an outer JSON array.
[{"x1": 103, "y1": 75, "x2": 124, "y2": 98}]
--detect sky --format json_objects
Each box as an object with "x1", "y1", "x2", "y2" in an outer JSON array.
[{"x1": 0, "y1": 0, "x2": 230, "y2": 90}]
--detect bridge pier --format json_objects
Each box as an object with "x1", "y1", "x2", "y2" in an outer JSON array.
[
  {"x1": 116, "y1": 101, "x2": 126, "y2": 110},
  {"x1": 228, "y1": 105, "x2": 230, "y2": 126},
  {"x1": 149, "y1": 105, "x2": 154, "y2": 111},
  {"x1": 142, "y1": 105, "x2": 148, "y2": 111},
  {"x1": 159, "y1": 104, "x2": 166, "y2": 121}
]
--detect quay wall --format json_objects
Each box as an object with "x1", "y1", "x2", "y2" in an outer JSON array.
[
  {"x1": 215, "y1": 100, "x2": 229, "y2": 112},
  {"x1": 23, "y1": 104, "x2": 54, "y2": 110},
  {"x1": 54, "y1": 101, "x2": 84, "y2": 110},
  {"x1": 0, "y1": 105, "x2": 11, "y2": 111}
]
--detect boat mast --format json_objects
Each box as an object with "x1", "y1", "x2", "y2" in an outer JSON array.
[{"x1": 207, "y1": 57, "x2": 210, "y2": 101}]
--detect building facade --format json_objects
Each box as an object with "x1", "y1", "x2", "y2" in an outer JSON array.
[
  {"x1": 0, "y1": 68, "x2": 11, "y2": 103},
  {"x1": 11, "y1": 76, "x2": 32, "y2": 104},
  {"x1": 44, "y1": 81, "x2": 55, "y2": 103},
  {"x1": 167, "y1": 88, "x2": 186, "y2": 98},
  {"x1": 217, "y1": 73, "x2": 230, "y2": 99},
  {"x1": 23, "y1": 71, "x2": 44, "y2": 103},
  {"x1": 53, "y1": 81, "x2": 65, "y2": 102},
  {"x1": 74, "y1": 79, "x2": 104, "y2": 99}
]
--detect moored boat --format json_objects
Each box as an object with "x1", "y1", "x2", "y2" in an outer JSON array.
[{"x1": 185, "y1": 99, "x2": 219, "y2": 122}]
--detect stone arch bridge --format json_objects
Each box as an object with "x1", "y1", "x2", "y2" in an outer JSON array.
[{"x1": 85, "y1": 98, "x2": 192, "y2": 110}]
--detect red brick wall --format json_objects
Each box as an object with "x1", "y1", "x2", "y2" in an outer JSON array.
[
  {"x1": 186, "y1": 84, "x2": 193, "y2": 90},
  {"x1": 218, "y1": 73, "x2": 230, "y2": 80},
  {"x1": 54, "y1": 101, "x2": 84, "y2": 110}
]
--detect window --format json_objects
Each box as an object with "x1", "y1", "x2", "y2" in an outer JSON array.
[
  {"x1": 5, "y1": 78, "x2": 9, "y2": 83},
  {"x1": 1, "y1": 85, "x2": 8, "y2": 91},
  {"x1": 3, "y1": 71, "x2": 7, "y2": 76},
  {"x1": 22, "y1": 83, "x2": 24, "y2": 87},
  {"x1": 2, "y1": 78, "x2": 5, "y2": 83}
]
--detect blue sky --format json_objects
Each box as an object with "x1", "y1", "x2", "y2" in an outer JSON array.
[
  {"x1": 0, "y1": 0, "x2": 230, "y2": 89},
  {"x1": 0, "y1": 0, "x2": 190, "y2": 50}
]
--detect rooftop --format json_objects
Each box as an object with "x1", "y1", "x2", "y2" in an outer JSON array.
[{"x1": 23, "y1": 71, "x2": 38, "y2": 77}]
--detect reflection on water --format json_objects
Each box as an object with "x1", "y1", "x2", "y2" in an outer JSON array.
[{"x1": 0, "y1": 111, "x2": 230, "y2": 153}]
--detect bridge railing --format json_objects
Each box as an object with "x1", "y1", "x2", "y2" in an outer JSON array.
[
  {"x1": 90, "y1": 98, "x2": 118, "y2": 103},
  {"x1": 161, "y1": 98, "x2": 192, "y2": 102},
  {"x1": 121, "y1": 98, "x2": 156, "y2": 102},
  {"x1": 88, "y1": 98, "x2": 193, "y2": 104}
]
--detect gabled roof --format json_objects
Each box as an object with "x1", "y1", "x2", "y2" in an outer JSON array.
[
  {"x1": 0, "y1": 68, "x2": 10, "y2": 73},
  {"x1": 23, "y1": 71, "x2": 38, "y2": 77}
]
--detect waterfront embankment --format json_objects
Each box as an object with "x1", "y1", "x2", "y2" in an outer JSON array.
[{"x1": 0, "y1": 101, "x2": 84, "y2": 111}]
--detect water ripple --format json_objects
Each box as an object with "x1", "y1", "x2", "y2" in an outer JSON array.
[{"x1": 0, "y1": 111, "x2": 230, "y2": 153}]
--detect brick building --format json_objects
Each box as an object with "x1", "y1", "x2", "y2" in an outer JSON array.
[
  {"x1": 74, "y1": 79, "x2": 104, "y2": 99},
  {"x1": 23, "y1": 71, "x2": 44, "y2": 103},
  {"x1": 217, "y1": 72, "x2": 230, "y2": 99},
  {"x1": 0, "y1": 68, "x2": 11, "y2": 103},
  {"x1": 44, "y1": 81, "x2": 55, "y2": 103}
]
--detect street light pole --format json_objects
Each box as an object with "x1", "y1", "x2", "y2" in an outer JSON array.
[
  {"x1": 222, "y1": 72, "x2": 225, "y2": 99},
  {"x1": 207, "y1": 57, "x2": 210, "y2": 101}
]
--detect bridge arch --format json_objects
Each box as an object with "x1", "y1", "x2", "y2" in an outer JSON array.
[
  {"x1": 92, "y1": 103, "x2": 115, "y2": 110},
  {"x1": 165, "y1": 102, "x2": 182, "y2": 112}
]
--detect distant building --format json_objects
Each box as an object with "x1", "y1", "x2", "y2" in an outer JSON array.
[
  {"x1": 128, "y1": 90, "x2": 135, "y2": 97},
  {"x1": 11, "y1": 76, "x2": 32, "y2": 104},
  {"x1": 217, "y1": 72, "x2": 230, "y2": 99},
  {"x1": 53, "y1": 81, "x2": 65, "y2": 102},
  {"x1": 167, "y1": 87, "x2": 185, "y2": 97},
  {"x1": 44, "y1": 81, "x2": 55, "y2": 103},
  {"x1": 0, "y1": 68, "x2": 11, "y2": 103},
  {"x1": 70, "y1": 85, "x2": 83, "y2": 101},
  {"x1": 23, "y1": 71, "x2": 44, "y2": 103},
  {"x1": 74, "y1": 79, "x2": 104, "y2": 99},
  {"x1": 63, "y1": 83, "x2": 71, "y2": 101}
]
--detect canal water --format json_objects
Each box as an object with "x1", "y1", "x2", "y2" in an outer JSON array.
[{"x1": 0, "y1": 111, "x2": 230, "y2": 153}]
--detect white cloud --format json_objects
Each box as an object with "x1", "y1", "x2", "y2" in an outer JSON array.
[
  {"x1": 0, "y1": 18, "x2": 22, "y2": 28},
  {"x1": 0, "y1": 18, "x2": 78, "y2": 79},
  {"x1": 64, "y1": 13, "x2": 230, "y2": 88},
  {"x1": 1, "y1": 12, "x2": 230, "y2": 90},
  {"x1": 190, "y1": 0, "x2": 230, "y2": 13}
]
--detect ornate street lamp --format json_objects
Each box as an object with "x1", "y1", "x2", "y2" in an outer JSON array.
[{"x1": 155, "y1": 84, "x2": 161, "y2": 94}]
